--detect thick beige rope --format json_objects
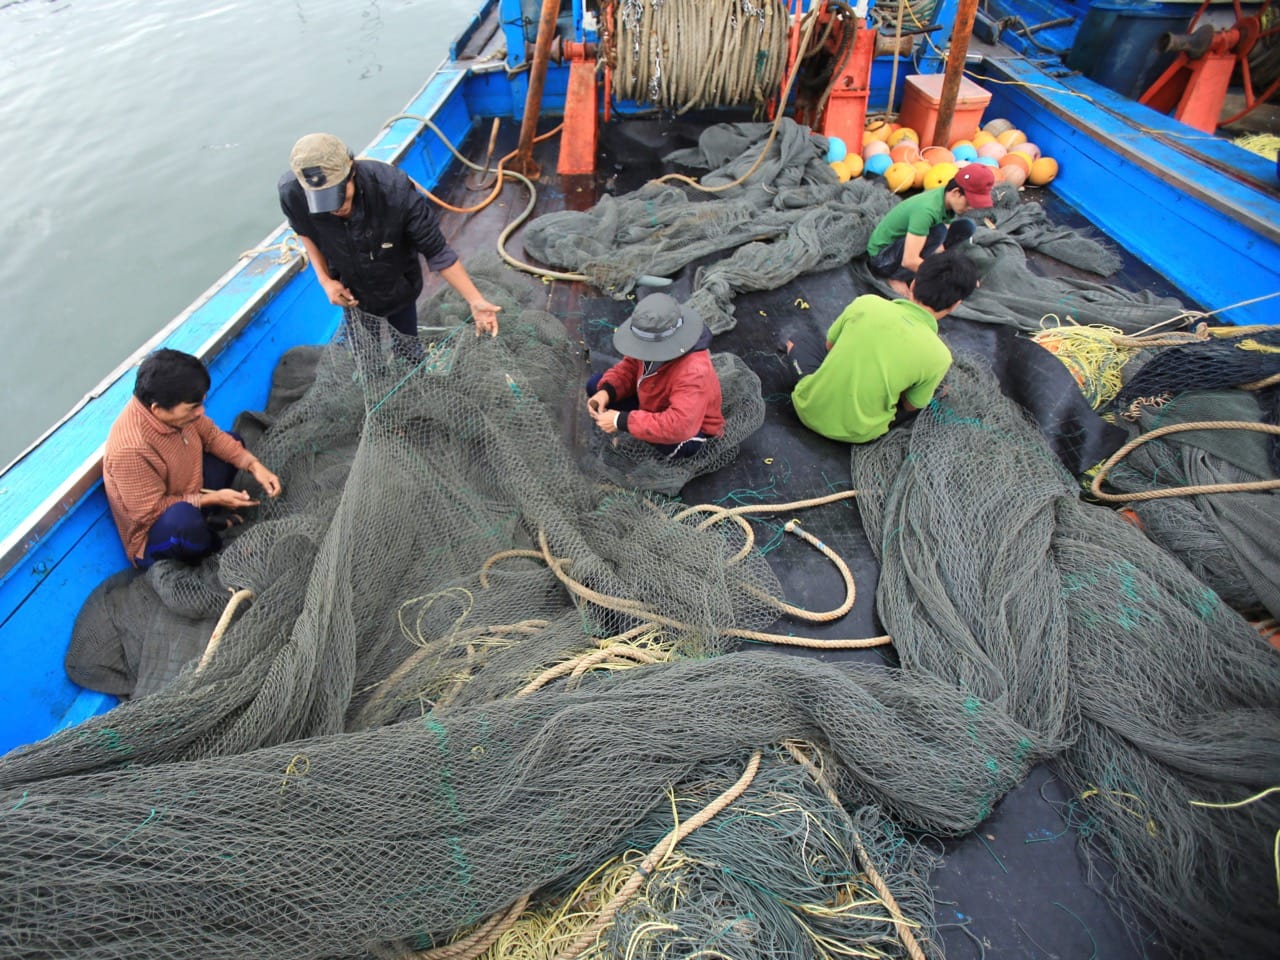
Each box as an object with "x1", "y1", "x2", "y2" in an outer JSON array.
[
  {"x1": 553, "y1": 751, "x2": 763, "y2": 960},
  {"x1": 784, "y1": 742, "x2": 928, "y2": 960},
  {"x1": 195, "y1": 588, "x2": 255, "y2": 674},
  {"x1": 400, "y1": 893, "x2": 532, "y2": 960},
  {"x1": 1090, "y1": 421, "x2": 1280, "y2": 503}
]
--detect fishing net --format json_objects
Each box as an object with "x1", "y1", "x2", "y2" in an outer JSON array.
[
  {"x1": 526, "y1": 123, "x2": 1187, "y2": 339},
  {"x1": 587, "y1": 351, "x2": 766, "y2": 496},
  {"x1": 852, "y1": 355, "x2": 1280, "y2": 956},
  {"x1": 0, "y1": 652, "x2": 1039, "y2": 960},
  {"x1": 1093, "y1": 390, "x2": 1280, "y2": 620}
]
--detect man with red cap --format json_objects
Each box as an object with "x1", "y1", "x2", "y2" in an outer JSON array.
[{"x1": 866, "y1": 162, "x2": 994, "y2": 297}]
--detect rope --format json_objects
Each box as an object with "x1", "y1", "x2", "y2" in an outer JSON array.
[
  {"x1": 611, "y1": 0, "x2": 789, "y2": 110},
  {"x1": 400, "y1": 894, "x2": 532, "y2": 960},
  {"x1": 1090, "y1": 421, "x2": 1280, "y2": 503},
  {"x1": 784, "y1": 742, "x2": 929, "y2": 960},
  {"x1": 195, "y1": 588, "x2": 254, "y2": 674},
  {"x1": 553, "y1": 751, "x2": 762, "y2": 959}
]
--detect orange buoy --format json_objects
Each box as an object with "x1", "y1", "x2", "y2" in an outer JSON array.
[
  {"x1": 920, "y1": 145, "x2": 954, "y2": 165},
  {"x1": 923, "y1": 161, "x2": 959, "y2": 190},
  {"x1": 999, "y1": 152, "x2": 1031, "y2": 174},
  {"x1": 1028, "y1": 156, "x2": 1059, "y2": 185},
  {"x1": 884, "y1": 161, "x2": 916, "y2": 193},
  {"x1": 889, "y1": 141, "x2": 920, "y2": 164},
  {"x1": 1001, "y1": 162, "x2": 1028, "y2": 187}
]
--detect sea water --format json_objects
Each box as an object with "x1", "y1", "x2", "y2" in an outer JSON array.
[{"x1": 0, "y1": 0, "x2": 476, "y2": 465}]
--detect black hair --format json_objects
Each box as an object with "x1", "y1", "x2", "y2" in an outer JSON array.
[
  {"x1": 943, "y1": 178, "x2": 960, "y2": 193},
  {"x1": 134, "y1": 349, "x2": 211, "y2": 409},
  {"x1": 913, "y1": 250, "x2": 980, "y2": 311}
]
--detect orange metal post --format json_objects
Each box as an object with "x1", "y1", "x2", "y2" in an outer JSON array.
[{"x1": 558, "y1": 43, "x2": 599, "y2": 175}]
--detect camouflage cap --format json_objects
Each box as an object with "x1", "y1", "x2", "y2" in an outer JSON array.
[{"x1": 289, "y1": 133, "x2": 354, "y2": 214}]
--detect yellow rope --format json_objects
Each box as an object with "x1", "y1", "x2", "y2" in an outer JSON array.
[{"x1": 1189, "y1": 787, "x2": 1280, "y2": 907}]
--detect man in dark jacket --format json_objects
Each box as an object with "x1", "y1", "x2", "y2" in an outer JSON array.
[
  {"x1": 278, "y1": 132, "x2": 500, "y2": 339},
  {"x1": 587, "y1": 293, "x2": 724, "y2": 458}
]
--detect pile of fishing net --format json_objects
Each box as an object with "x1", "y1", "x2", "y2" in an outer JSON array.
[
  {"x1": 525, "y1": 121, "x2": 1188, "y2": 338},
  {"x1": 1030, "y1": 322, "x2": 1280, "y2": 620},
  {"x1": 852, "y1": 355, "x2": 1280, "y2": 955},
  {"x1": 4, "y1": 256, "x2": 1037, "y2": 960}
]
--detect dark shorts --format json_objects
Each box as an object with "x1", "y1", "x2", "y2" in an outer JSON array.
[
  {"x1": 868, "y1": 218, "x2": 976, "y2": 282},
  {"x1": 138, "y1": 437, "x2": 244, "y2": 570}
]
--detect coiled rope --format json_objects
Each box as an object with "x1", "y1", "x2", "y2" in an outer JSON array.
[{"x1": 611, "y1": 0, "x2": 791, "y2": 111}]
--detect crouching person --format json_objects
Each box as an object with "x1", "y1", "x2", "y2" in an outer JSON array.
[
  {"x1": 587, "y1": 293, "x2": 724, "y2": 458},
  {"x1": 103, "y1": 349, "x2": 282, "y2": 569}
]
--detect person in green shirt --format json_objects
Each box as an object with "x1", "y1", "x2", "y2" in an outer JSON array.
[
  {"x1": 866, "y1": 162, "x2": 993, "y2": 297},
  {"x1": 783, "y1": 250, "x2": 980, "y2": 443}
]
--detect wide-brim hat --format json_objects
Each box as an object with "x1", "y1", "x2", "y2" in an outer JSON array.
[
  {"x1": 612, "y1": 293, "x2": 704, "y2": 362},
  {"x1": 290, "y1": 133, "x2": 354, "y2": 214}
]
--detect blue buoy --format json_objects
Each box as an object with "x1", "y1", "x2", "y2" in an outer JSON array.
[{"x1": 826, "y1": 136, "x2": 847, "y2": 164}]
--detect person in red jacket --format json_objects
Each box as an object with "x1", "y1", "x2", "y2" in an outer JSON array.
[{"x1": 587, "y1": 293, "x2": 724, "y2": 458}]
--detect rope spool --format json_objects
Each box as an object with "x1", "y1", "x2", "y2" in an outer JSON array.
[{"x1": 610, "y1": 0, "x2": 791, "y2": 110}]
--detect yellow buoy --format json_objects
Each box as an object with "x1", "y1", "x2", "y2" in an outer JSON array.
[
  {"x1": 885, "y1": 161, "x2": 916, "y2": 193},
  {"x1": 865, "y1": 119, "x2": 893, "y2": 143},
  {"x1": 911, "y1": 159, "x2": 932, "y2": 188},
  {"x1": 923, "y1": 161, "x2": 959, "y2": 190},
  {"x1": 1028, "y1": 156, "x2": 1059, "y2": 185},
  {"x1": 888, "y1": 126, "x2": 919, "y2": 147},
  {"x1": 972, "y1": 130, "x2": 996, "y2": 148},
  {"x1": 996, "y1": 128, "x2": 1027, "y2": 149},
  {"x1": 835, "y1": 155, "x2": 864, "y2": 180}
]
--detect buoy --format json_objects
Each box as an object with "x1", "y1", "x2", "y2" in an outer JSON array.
[
  {"x1": 999, "y1": 152, "x2": 1031, "y2": 175},
  {"x1": 885, "y1": 161, "x2": 916, "y2": 193},
  {"x1": 1028, "y1": 156, "x2": 1059, "y2": 185},
  {"x1": 951, "y1": 142, "x2": 979, "y2": 163},
  {"x1": 1002, "y1": 162, "x2": 1028, "y2": 187},
  {"x1": 826, "y1": 136, "x2": 848, "y2": 164},
  {"x1": 996, "y1": 128, "x2": 1027, "y2": 149},
  {"x1": 920, "y1": 145, "x2": 954, "y2": 165},
  {"x1": 1011, "y1": 141, "x2": 1041, "y2": 162},
  {"x1": 890, "y1": 141, "x2": 920, "y2": 164},
  {"x1": 912, "y1": 159, "x2": 932, "y2": 188},
  {"x1": 976, "y1": 155, "x2": 1000, "y2": 168},
  {"x1": 865, "y1": 119, "x2": 893, "y2": 143},
  {"x1": 984, "y1": 118, "x2": 1013, "y2": 137},
  {"x1": 977, "y1": 140, "x2": 1006, "y2": 160},
  {"x1": 862, "y1": 140, "x2": 890, "y2": 160},
  {"x1": 888, "y1": 127, "x2": 919, "y2": 147},
  {"x1": 841, "y1": 154, "x2": 864, "y2": 178},
  {"x1": 972, "y1": 130, "x2": 996, "y2": 148},
  {"x1": 865, "y1": 152, "x2": 893, "y2": 176},
  {"x1": 923, "y1": 161, "x2": 959, "y2": 190}
]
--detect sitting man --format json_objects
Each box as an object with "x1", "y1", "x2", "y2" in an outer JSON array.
[
  {"x1": 587, "y1": 293, "x2": 724, "y2": 458},
  {"x1": 785, "y1": 249, "x2": 980, "y2": 443},
  {"x1": 866, "y1": 162, "x2": 993, "y2": 296},
  {"x1": 103, "y1": 349, "x2": 282, "y2": 569}
]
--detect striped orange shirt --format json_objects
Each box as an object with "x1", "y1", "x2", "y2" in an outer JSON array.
[{"x1": 103, "y1": 397, "x2": 255, "y2": 563}]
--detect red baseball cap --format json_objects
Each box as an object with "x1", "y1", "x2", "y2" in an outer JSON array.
[{"x1": 955, "y1": 163, "x2": 995, "y2": 208}]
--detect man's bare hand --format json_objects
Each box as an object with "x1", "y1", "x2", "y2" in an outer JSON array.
[
  {"x1": 469, "y1": 298, "x2": 502, "y2": 337},
  {"x1": 201, "y1": 488, "x2": 260, "y2": 510},
  {"x1": 321, "y1": 278, "x2": 358, "y2": 308},
  {"x1": 589, "y1": 405, "x2": 620, "y2": 435},
  {"x1": 587, "y1": 390, "x2": 610, "y2": 416}
]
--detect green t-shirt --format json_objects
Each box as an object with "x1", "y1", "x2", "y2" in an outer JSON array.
[
  {"x1": 792, "y1": 295, "x2": 952, "y2": 443},
  {"x1": 866, "y1": 187, "x2": 954, "y2": 256}
]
